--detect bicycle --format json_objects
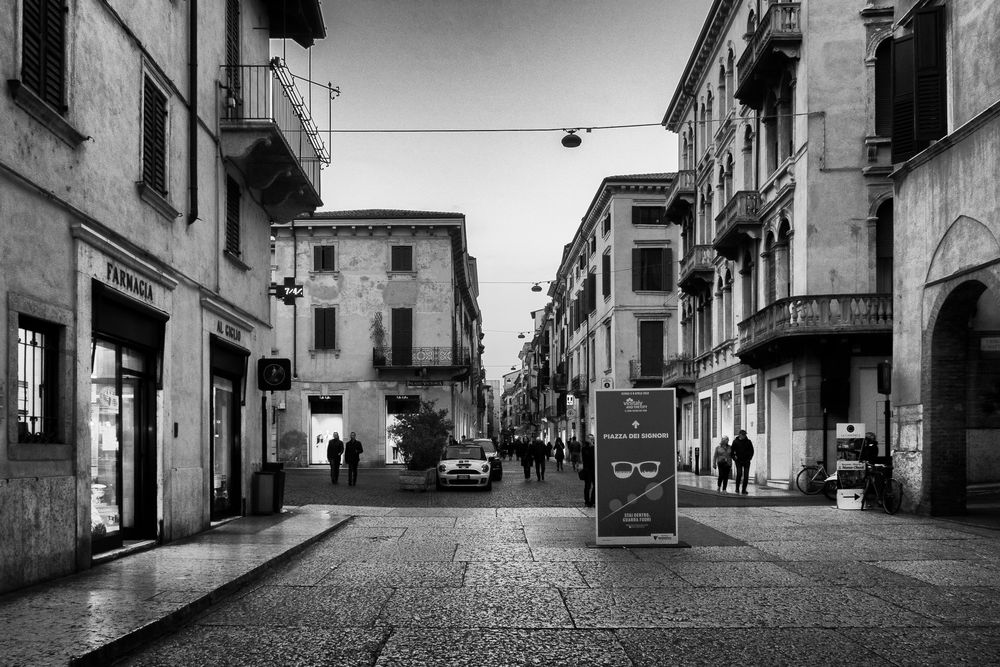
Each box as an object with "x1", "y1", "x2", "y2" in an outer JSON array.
[
  {"x1": 860, "y1": 462, "x2": 903, "y2": 514},
  {"x1": 795, "y1": 461, "x2": 838, "y2": 500}
]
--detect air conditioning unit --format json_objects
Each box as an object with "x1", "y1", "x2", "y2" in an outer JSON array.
[{"x1": 601, "y1": 378, "x2": 613, "y2": 390}]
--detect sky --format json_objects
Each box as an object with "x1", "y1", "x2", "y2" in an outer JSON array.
[{"x1": 279, "y1": 0, "x2": 709, "y2": 382}]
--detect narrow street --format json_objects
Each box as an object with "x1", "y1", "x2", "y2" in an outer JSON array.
[{"x1": 108, "y1": 468, "x2": 1000, "y2": 666}]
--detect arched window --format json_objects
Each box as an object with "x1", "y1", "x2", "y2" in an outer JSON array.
[
  {"x1": 874, "y1": 38, "x2": 893, "y2": 138},
  {"x1": 763, "y1": 91, "x2": 779, "y2": 174},
  {"x1": 876, "y1": 200, "x2": 893, "y2": 293},
  {"x1": 718, "y1": 64, "x2": 727, "y2": 116},
  {"x1": 747, "y1": 10, "x2": 757, "y2": 37},
  {"x1": 706, "y1": 91, "x2": 714, "y2": 142},
  {"x1": 741, "y1": 244, "x2": 758, "y2": 316},
  {"x1": 764, "y1": 234, "x2": 777, "y2": 305},
  {"x1": 726, "y1": 49, "x2": 735, "y2": 112},
  {"x1": 724, "y1": 153, "x2": 735, "y2": 201},
  {"x1": 742, "y1": 125, "x2": 754, "y2": 189}
]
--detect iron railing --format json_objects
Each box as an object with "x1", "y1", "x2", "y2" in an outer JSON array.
[{"x1": 222, "y1": 58, "x2": 329, "y2": 191}]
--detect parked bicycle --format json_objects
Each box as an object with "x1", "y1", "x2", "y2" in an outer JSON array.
[
  {"x1": 860, "y1": 460, "x2": 903, "y2": 514},
  {"x1": 795, "y1": 461, "x2": 838, "y2": 500}
]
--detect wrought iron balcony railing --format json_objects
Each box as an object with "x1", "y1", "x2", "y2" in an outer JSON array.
[
  {"x1": 679, "y1": 244, "x2": 716, "y2": 295},
  {"x1": 737, "y1": 293, "x2": 892, "y2": 355},
  {"x1": 372, "y1": 346, "x2": 471, "y2": 368}
]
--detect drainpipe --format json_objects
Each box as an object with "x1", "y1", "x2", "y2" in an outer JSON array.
[{"x1": 187, "y1": 0, "x2": 198, "y2": 225}]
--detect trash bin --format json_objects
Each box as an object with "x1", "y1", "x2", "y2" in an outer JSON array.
[
  {"x1": 262, "y1": 461, "x2": 285, "y2": 513},
  {"x1": 835, "y1": 460, "x2": 866, "y2": 510},
  {"x1": 251, "y1": 471, "x2": 276, "y2": 515}
]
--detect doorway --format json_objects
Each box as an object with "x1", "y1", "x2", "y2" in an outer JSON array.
[
  {"x1": 767, "y1": 375, "x2": 791, "y2": 482},
  {"x1": 699, "y1": 398, "x2": 712, "y2": 473}
]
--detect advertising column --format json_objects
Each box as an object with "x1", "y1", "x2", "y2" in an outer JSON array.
[{"x1": 594, "y1": 389, "x2": 677, "y2": 545}]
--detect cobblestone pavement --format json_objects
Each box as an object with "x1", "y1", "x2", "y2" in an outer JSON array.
[{"x1": 115, "y1": 469, "x2": 1000, "y2": 666}]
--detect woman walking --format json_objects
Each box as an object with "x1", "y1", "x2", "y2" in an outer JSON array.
[
  {"x1": 554, "y1": 437, "x2": 565, "y2": 471},
  {"x1": 713, "y1": 435, "x2": 732, "y2": 492}
]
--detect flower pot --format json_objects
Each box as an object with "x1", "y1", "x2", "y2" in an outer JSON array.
[{"x1": 399, "y1": 468, "x2": 436, "y2": 492}]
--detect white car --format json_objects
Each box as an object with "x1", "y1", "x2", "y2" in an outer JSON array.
[{"x1": 437, "y1": 444, "x2": 493, "y2": 490}]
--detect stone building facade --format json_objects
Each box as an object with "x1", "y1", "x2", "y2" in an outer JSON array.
[
  {"x1": 269, "y1": 211, "x2": 484, "y2": 467},
  {"x1": 1, "y1": 0, "x2": 327, "y2": 592}
]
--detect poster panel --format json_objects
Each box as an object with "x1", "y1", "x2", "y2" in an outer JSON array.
[{"x1": 595, "y1": 389, "x2": 677, "y2": 545}]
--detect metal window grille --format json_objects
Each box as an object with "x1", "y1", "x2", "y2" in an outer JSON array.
[{"x1": 17, "y1": 318, "x2": 58, "y2": 443}]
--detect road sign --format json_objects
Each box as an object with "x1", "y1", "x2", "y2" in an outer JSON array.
[
  {"x1": 594, "y1": 388, "x2": 677, "y2": 546},
  {"x1": 270, "y1": 277, "x2": 304, "y2": 305},
  {"x1": 257, "y1": 358, "x2": 291, "y2": 391}
]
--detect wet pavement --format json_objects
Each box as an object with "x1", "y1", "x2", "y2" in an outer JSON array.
[{"x1": 1, "y1": 468, "x2": 998, "y2": 666}]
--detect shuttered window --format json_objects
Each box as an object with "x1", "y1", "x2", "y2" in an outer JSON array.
[
  {"x1": 892, "y1": 6, "x2": 946, "y2": 162},
  {"x1": 225, "y1": 177, "x2": 241, "y2": 256},
  {"x1": 631, "y1": 247, "x2": 672, "y2": 291},
  {"x1": 586, "y1": 273, "x2": 597, "y2": 313},
  {"x1": 314, "y1": 245, "x2": 336, "y2": 271},
  {"x1": 21, "y1": 0, "x2": 66, "y2": 111},
  {"x1": 601, "y1": 253, "x2": 611, "y2": 298},
  {"x1": 632, "y1": 206, "x2": 667, "y2": 225},
  {"x1": 390, "y1": 245, "x2": 413, "y2": 271},
  {"x1": 142, "y1": 76, "x2": 168, "y2": 196},
  {"x1": 874, "y1": 39, "x2": 893, "y2": 138},
  {"x1": 314, "y1": 307, "x2": 337, "y2": 349}
]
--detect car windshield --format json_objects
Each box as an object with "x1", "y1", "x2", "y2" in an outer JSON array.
[
  {"x1": 444, "y1": 445, "x2": 486, "y2": 460},
  {"x1": 463, "y1": 439, "x2": 496, "y2": 455}
]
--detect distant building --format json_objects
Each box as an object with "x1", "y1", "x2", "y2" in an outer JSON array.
[
  {"x1": 1, "y1": 0, "x2": 326, "y2": 592},
  {"x1": 269, "y1": 211, "x2": 484, "y2": 466}
]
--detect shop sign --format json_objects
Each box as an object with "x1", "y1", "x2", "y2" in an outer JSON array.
[
  {"x1": 216, "y1": 320, "x2": 243, "y2": 343},
  {"x1": 407, "y1": 380, "x2": 444, "y2": 387},
  {"x1": 594, "y1": 388, "x2": 677, "y2": 546},
  {"x1": 981, "y1": 336, "x2": 1000, "y2": 352},
  {"x1": 104, "y1": 262, "x2": 154, "y2": 302}
]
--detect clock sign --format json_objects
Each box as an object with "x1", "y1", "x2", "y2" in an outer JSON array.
[{"x1": 257, "y1": 358, "x2": 291, "y2": 391}]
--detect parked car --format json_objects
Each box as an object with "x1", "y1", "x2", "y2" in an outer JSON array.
[
  {"x1": 463, "y1": 438, "x2": 503, "y2": 481},
  {"x1": 437, "y1": 443, "x2": 493, "y2": 491}
]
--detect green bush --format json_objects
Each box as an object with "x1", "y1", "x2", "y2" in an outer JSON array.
[{"x1": 387, "y1": 400, "x2": 453, "y2": 471}]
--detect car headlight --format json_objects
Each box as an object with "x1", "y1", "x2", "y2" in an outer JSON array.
[
  {"x1": 481, "y1": 464, "x2": 490, "y2": 473},
  {"x1": 438, "y1": 464, "x2": 446, "y2": 473}
]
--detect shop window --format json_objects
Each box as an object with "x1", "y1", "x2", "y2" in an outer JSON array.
[
  {"x1": 314, "y1": 245, "x2": 336, "y2": 271},
  {"x1": 224, "y1": 176, "x2": 241, "y2": 257},
  {"x1": 631, "y1": 247, "x2": 673, "y2": 292},
  {"x1": 390, "y1": 245, "x2": 413, "y2": 271},
  {"x1": 632, "y1": 206, "x2": 667, "y2": 225},
  {"x1": 314, "y1": 307, "x2": 337, "y2": 349},
  {"x1": 16, "y1": 316, "x2": 60, "y2": 443}
]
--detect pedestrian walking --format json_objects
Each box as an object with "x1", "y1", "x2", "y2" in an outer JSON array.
[
  {"x1": 569, "y1": 436, "x2": 581, "y2": 472},
  {"x1": 521, "y1": 440, "x2": 533, "y2": 480},
  {"x1": 345, "y1": 432, "x2": 364, "y2": 486},
  {"x1": 326, "y1": 432, "x2": 344, "y2": 484},
  {"x1": 731, "y1": 429, "x2": 754, "y2": 495},
  {"x1": 545, "y1": 441, "x2": 553, "y2": 461},
  {"x1": 580, "y1": 433, "x2": 595, "y2": 507},
  {"x1": 554, "y1": 437, "x2": 565, "y2": 471},
  {"x1": 712, "y1": 435, "x2": 732, "y2": 492},
  {"x1": 530, "y1": 435, "x2": 546, "y2": 481}
]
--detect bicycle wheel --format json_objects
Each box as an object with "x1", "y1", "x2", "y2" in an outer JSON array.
[
  {"x1": 796, "y1": 467, "x2": 823, "y2": 494},
  {"x1": 881, "y1": 478, "x2": 903, "y2": 514},
  {"x1": 822, "y1": 479, "x2": 838, "y2": 501}
]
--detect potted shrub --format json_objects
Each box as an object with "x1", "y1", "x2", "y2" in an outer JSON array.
[{"x1": 387, "y1": 400, "x2": 452, "y2": 491}]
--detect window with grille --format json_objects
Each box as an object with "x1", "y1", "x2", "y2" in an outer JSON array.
[
  {"x1": 225, "y1": 176, "x2": 241, "y2": 256},
  {"x1": 17, "y1": 317, "x2": 60, "y2": 443},
  {"x1": 314, "y1": 307, "x2": 337, "y2": 349},
  {"x1": 390, "y1": 245, "x2": 413, "y2": 271},
  {"x1": 314, "y1": 245, "x2": 336, "y2": 271},
  {"x1": 21, "y1": 0, "x2": 67, "y2": 112},
  {"x1": 142, "y1": 76, "x2": 168, "y2": 196}
]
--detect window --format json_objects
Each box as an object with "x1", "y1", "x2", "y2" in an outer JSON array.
[
  {"x1": 589, "y1": 235, "x2": 596, "y2": 256},
  {"x1": 142, "y1": 75, "x2": 168, "y2": 196},
  {"x1": 632, "y1": 247, "x2": 673, "y2": 292},
  {"x1": 578, "y1": 254, "x2": 586, "y2": 270},
  {"x1": 632, "y1": 206, "x2": 667, "y2": 225},
  {"x1": 314, "y1": 307, "x2": 337, "y2": 349},
  {"x1": 875, "y1": 200, "x2": 893, "y2": 294},
  {"x1": 601, "y1": 252, "x2": 611, "y2": 298},
  {"x1": 892, "y1": 5, "x2": 946, "y2": 162},
  {"x1": 874, "y1": 38, "x2": 893, "y2": 137},
  {"x1": 602, "y1": 213, "x2": 611, "y2": 236},
  {"x1": 16, "y1": 316, "x2": 60, "y2": 443},
  {"x1": 586, "y1": 272, "x2": 596, "y2": 313},
  {"x1": 390, "y1": 245, "x2": 413, "y2": 271},
  {"x1": 314, "y1": 245, "x2": 336, "y2": 271},
  {"x1": 21, "y1": 0, "x2": 67, "y2": 111},
  {"x1": 604, "y1": 321, "x2": 612, "y2": 370},
  {"x1": 224, "y1": 176, "x2": 241, "y2": 257}
]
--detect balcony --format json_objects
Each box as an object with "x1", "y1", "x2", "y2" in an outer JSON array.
[
  {"x1": 735, "y1": 1, "x2": 802, "y2": 109},
  {"x1": 629, "y1": 359, "x2": 664, "y2": 383},
  {"x1": 220, "y1": 58, "x2": 329, "y2": 222},
  {"x1": 571, "y1": 374, "x2": 589, "y2": 397},
  {"x1": 713, "y1": 191, "x2": 761, "y2": 260},
  {"x1": 737, "y1": 294, "x2": 893, "y2": 365},
  {"x1": 373, "y1": 346, "x2": 471, "y2": 379},
  {"x1": 662, "y1": 355, "x2": 697, "y2": 390},
  {"x1": 664, "y1": 170, "x2": 696, "y2": 225},
  {"x1": 266, "y1": 0, "x2": 326, "y2": 48},
  {"x1": 678, "y1": 245, "x2": 716, "y2": 295}
]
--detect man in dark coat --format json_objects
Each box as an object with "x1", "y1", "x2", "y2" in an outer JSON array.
[
  {"x1": 731, "y1": 429, "x2": 755, "y2": 495},
  {"x1": 581, "y1": 434, "x2": 596, "y2": 507},
  {"x1": 326, "y1": 432, "x2": 344, "y2": 484},
  {"x1": 344, "y1": 432, "x2": 364, "y2": 486},
  {"x1": 530, "y1": 435, "x2": 546, "y2": 481}
]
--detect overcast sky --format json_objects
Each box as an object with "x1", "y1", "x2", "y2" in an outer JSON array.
[{"x1": 280, "y1": 0, "x2": 709, "y2": 381}]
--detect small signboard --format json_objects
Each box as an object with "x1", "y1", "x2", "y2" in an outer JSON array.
[
  {"x1": 836, "y1": 423, "x2": 865, "y2": 439},
  {"x1": 837, "y1": 488, "x2": 864, "y2": 510},
  {"x1": 594, "y1": 388, "x2": 677, "y2": 546}
]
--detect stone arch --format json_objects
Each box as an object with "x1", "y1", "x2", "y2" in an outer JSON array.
[{"x1": 926, "y1": 215, "x2": 1000, "y2": 285}]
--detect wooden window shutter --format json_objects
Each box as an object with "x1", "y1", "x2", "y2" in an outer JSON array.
[
  {"x1": 225, "y1": 0, "x2": 240, "y2": 69},
  {"x1": 225, "y1": 177, "x2": 240, "y2": 255},
  {"x1": 601, "y1": 254, "x2": 611, "y2": 297},
  {"x1": 143, "y1": 77, "x2": 168, "y2": 195},
  {"x1": 22, "y1": 0, "x2": 67, "y2": 111},
  {"x1": 587, "y1": 273, "x2": 596, "y2": 313},
  {"x1": 314, "y1": 309, "x2": 325, "y2": 348},
  {"x1": 874, "y1": 39, "x2": 893, "y2": 138},
  {"x1": 662, "y1": 248, "x2": 673, "y2": 291},
  {"x1": 631, "y1": 248, "x2": 642, "y2": 290},
  {"x1": 891, "y1": 34, "x2": 915, "y2": 163},
  {"x1": 326, "y1": 308, "x2": 337, "y2": 348},
  {"x1": 913, "y1": 5, "x2": 946, "y2": 144}
]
